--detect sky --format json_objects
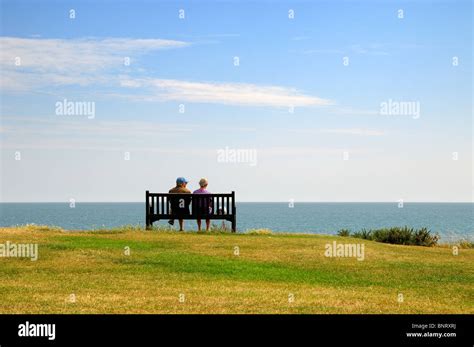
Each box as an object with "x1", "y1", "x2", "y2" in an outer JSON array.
[{"x1": 0, "y1": 0, "x2": 472, "y2": 202}]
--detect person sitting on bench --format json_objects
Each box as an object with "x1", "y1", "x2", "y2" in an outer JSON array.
[
  {"x1": 193, "y1": 178, "x2": 212, "y2": 231},
  {"x1": 168, "y1": 177, "x2": 191, "y2": 231}
]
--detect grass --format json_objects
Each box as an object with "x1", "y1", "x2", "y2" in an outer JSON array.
[{"x1": 0, "y1": 225, "x2": 472, "y2": 314}]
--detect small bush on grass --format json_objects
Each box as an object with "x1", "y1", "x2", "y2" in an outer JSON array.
[
  {"x1": 458, "y1": 239, "x2": 474, "y2": 249},
  {"x1": 337, "y1": 229, "x2": 351, "y2": 237},
  {"x1": 352, "y1": 228, "x2": 373, "y2": 240},
  {"x1": 246, "y1": 229, "x2": 273, "y2": 235},
  {"x1": 341, "y1": 226, "x2": 439, "y2": 247},
  {"x1": 21, "y1": 224, "x2": 64, "y2": 232}
]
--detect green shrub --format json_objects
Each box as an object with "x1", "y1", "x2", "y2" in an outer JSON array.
[
  {"x1": 458, "y1": 239, "x2": 474, "y2": 249},
  {"x1": 343, "y1": 226, "x2": 439, "y2": 247},
  {"x1": 413, "y1": 227, "x2": 439, "y2": 247},
  {"x1": 21, "y1": 224, "x2": 64, "y2": 232},
  {"x1": 337, "y1": 229, "x2": 351, "y2": 237},
  {"x1": 373, "y1": 226, "x2": 414, "y2": 245},
  {"x1": 246, "y1": 228, "x2": 272, "y2": 235},
  {"x1": 352, "y1": 228, "x2": 373, "y2": 240}
]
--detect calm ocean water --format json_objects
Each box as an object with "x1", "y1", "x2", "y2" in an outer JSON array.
[{"x1": 0, "y1": 203, "x2": 472, "y2": 242}]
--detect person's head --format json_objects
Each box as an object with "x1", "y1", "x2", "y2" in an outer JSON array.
[
  {"x1": 176, "y1": 177, "x2": 188, "y2": 187},
  {"x1": 199, "y1": 178, "x2": 208, "y2": 189}
]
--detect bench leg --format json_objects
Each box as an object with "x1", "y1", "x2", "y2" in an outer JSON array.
[{"x1": 231, "y1": 217, "x2": 236, "y2": 233}]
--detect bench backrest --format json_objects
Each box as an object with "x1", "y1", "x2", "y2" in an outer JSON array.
[{"x1": 146, "y1": 191, "x2": 236, "y2": 218}]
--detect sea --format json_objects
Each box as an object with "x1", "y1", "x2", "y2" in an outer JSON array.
[{"x1": 0, "y1": 202, "x2": 472, "y2": 242}]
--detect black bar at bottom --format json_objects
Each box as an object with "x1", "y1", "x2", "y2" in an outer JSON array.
[{"x1": 0, "y1": 314, "x2": 471, "y2": 346}]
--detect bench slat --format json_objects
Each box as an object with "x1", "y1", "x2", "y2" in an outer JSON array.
[{"x1": 151, "y1": 195, "x2": 155, "y2": 215}]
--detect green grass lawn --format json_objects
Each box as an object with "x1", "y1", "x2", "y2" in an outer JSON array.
[{"x1": 0, "y1": 225, "x2": 472, "y2": 314}]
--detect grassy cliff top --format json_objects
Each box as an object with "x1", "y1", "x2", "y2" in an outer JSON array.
[{"x1": 0, "y1": 225, "x2": 472, "y2": 314}]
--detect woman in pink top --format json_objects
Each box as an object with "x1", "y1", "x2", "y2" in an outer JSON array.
[{"x1": 193, "y1": 178, "x2": 212, "y2": 231}]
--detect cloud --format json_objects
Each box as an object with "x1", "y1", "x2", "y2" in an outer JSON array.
[
  {"x1": 0, "y1": 36, "x2": 189, "y2": 90},
  {"x1": 289, "y1": 128, "x2": 385, "y2": 136},
  {"x1": 1, "y1": 36, "x2": 331, "y2": 108},
  {"x1": 0, "y1": 116, "x2": 197, "y2": 152},
  {"x1": 1, "y1": 116, "x2": 193, "y2": 138},
  {"x1": 0, "y1": 116, "x2": 260, "y2": 151},
  {"x1": 320, "y1": 128, "x2": 385, "y2": 136},
  {"x1": 119, "y1": 77, "x2": 332, "y2": 107},
  {"x1": 328, "y1": 107, "x2": 379, "y2": 116},
  {"x1": 292, "y1": 44, "x2": 390, "y2": 56},
  {"x1": 295, "y1": 48, "x2": 344, "y2": 55},
  {"x1": 350, "y1": 44, "x2": 389, "y2": 56}
]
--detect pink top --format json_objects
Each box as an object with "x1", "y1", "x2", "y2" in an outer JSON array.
[{"x1": 193, "y1": 188, "x2": 210, "y2": 194}]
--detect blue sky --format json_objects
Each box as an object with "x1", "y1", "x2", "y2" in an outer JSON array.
[{"x1": 0, "y1": 0, "x2": 472, "y2": 202}]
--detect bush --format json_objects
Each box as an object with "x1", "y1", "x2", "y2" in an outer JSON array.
[
  {"x1": 337, "y1": 229, "x2": 351, "y2": 237},
  {"x1": 413, "y1": 227, "x2": 439, "y2": 247},
  {"x1": 246, "y1": 229, "x2": 272, "y2": 235},
  {"x1": 352, "y1": 228, "x2": 373, "y2": 240},
  {"x1": 342, "y1": 226, "x2": 439, "y2": 247},
  {"x1": 458, "y1": 239, "x2": 474, "y2": 249},
  {"x1": 372, "y1": 227, "x2": 414, "y2": 245},
  {"x1": 22, "y1": 224, "x2": 64, "y2": 232}
]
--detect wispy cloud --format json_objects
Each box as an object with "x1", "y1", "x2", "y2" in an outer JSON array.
[
  {"x1": 1, "y1": 36, "x2": 332, "y2": 109},
  {"x1": 0, "y1": 37, "x2": 190, "y2": 90},
  {"x1": 258, "y1": 146, "x2": 379, "y2": 157},
  {"x1": 328, "y1": 107, "x2": 379, "y2": 116},
  {"x1": 350, "y1": 44, "x2": 389, "y2": 56},
  {"x1": 320, "y1": 128, "x2": 385, "y2": 136},
  {"x1": 1, "y1": 116, "x2": 193, "y2": 138},
  {"x1": 119, "y1": 77, "x2": 333, "y2": 107},
  {"x1": 0, "y1": 116, "x2": 196, "y2": 152},
  {"x1": 292, "y1": 44, "x2": 390, "y2": 56},
  {"x1": 0, "y1": 116, "x2": 259, "y2": 151},
  {"x1": 295, "y1": 48, "x2": 344, "y2": 55},
  {"x1": 289, "y1": 128, "x2": 385, "y2": 136}
]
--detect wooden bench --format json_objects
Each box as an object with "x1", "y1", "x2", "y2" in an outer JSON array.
[{"x1": 145, "y1": 190, "x2": 236, "y2": 232}]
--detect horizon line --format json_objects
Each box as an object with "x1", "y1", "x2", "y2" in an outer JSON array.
[{"x1": 0, "y1": 201, "x2": 472, "y2": 204}]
